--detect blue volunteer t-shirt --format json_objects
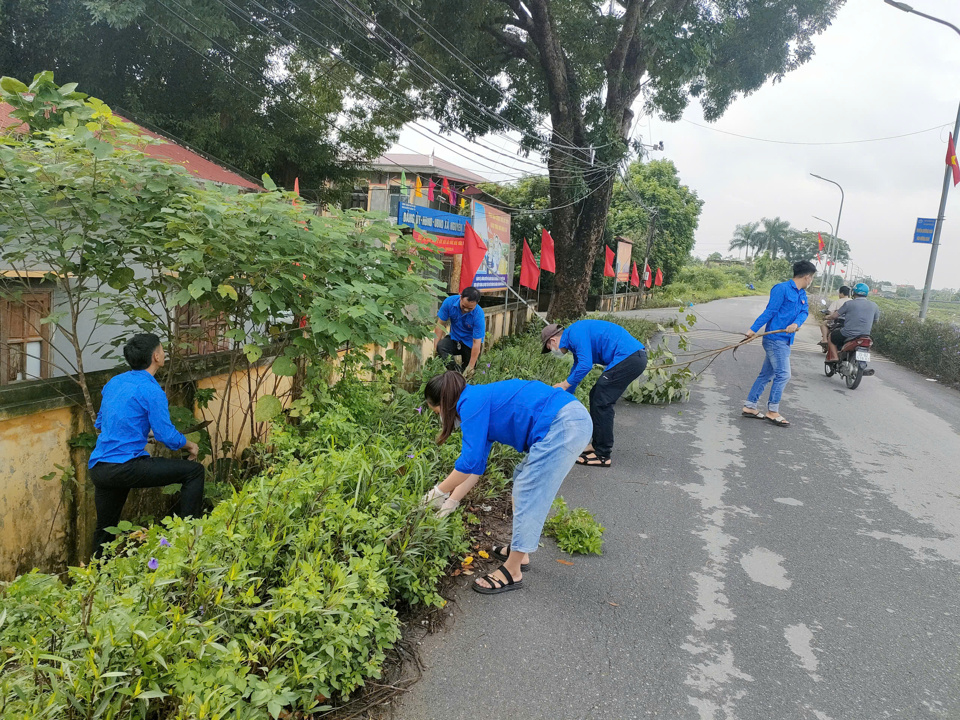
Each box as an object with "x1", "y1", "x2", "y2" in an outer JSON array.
[
  {"x1": 559, "y1": 319, "x2": 645, "y2": 390},
  {"x1": 438, "y1": 295, "x2": 486, "y2": 347},
  {"x1": 454, "y1": 380, "x2": 577, "y2": 475},
  {"x1": 89, "y1": 370, "x2": 186, "y2": 467},
  {"x1": 750, "y1": 279, "x2": 809, "y2": 345}
]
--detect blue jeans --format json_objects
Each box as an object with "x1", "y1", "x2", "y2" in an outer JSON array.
[
  {"x1": 510, "y1": 401, "x2": 593, "y2": 554},
  {"x1": 745, "y1": 337, "x2": 792, "y2": 413}
]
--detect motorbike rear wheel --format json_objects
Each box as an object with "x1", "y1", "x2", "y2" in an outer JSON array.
[
  {"x1": 824, "y1": 362, "x2": 836, "y2": 377},
  {"x1": 845, "y1": 363, "x2": 863, "y2": 389}
]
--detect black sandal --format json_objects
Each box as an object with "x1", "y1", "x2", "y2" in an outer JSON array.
[
  {"x1": 765, "y1": 415, "x2": 791, "y2": 427},
  {"x1": 741, "y1": 408, "x2": 765, "y2": 419},
  {"x1": 473, "y1": 564, "x2": 524, "y2": 595},
  {"x1": 576, "y1": 452, "x2": 611, "y2": 467},
  {"x1": 492, "y1": 544, "x2": 530, "y2": 570}
]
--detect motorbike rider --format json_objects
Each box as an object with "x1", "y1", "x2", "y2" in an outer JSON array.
[
  {"x1": 824, "y1": 283, "x2": 880, "y2": 362},
  {"x1": 818, "y1": 285, "x2": 851, "y2": 351}
]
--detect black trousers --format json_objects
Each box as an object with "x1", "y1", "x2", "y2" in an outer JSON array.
[
  {"x1": 588, "y1": 350, "x2": 648, "y2": 458},
  {"x1": 830, "y1": 329, "x2": 851, "y2": 351},
  {"x1": 90, "y1": 456, "x2": 204, "y2": 555},
  {"x1": 436, "y1": 335, "x2": 472, "y2": 371}
]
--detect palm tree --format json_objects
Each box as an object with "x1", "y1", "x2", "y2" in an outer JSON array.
[
  {"x1": 758, "y1": 216, "x2": 793, "y2": 259},
  {"x1": 729, "y1": 221, "x2": 762, "y2": 261}
]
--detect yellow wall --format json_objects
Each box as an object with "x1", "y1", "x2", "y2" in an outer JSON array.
[
  {"x1": 197, "y1": 366, "x2": 293, "y2": 455},
  {"x1": 0, "y1": 309, "x2": 531, "y2": 580},
  {"x1": 0, "y1": 407, "x2": 73, "y2": 577}
]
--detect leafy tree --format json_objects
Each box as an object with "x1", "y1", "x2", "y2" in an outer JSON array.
[
  {"x1": 482, "y1": 158, "x2": 702, "y2": 295},
  {"x1": 0, "y1": 75, "x2": 441, "y2": 457},
  {"x1": 753, "y1": 254, "x2": 792, "y2": 283},
  {"x1": 336, "y1": 0, "x2": 846, "y2": 319},
  {"x1": 608, "y1": 158, "x2": 702, "y2": 287},
  {"x1": 0, "y1": 0, "x2": 408, "y2": 196},
  {"x1": 729, "y1": 221, "x2": 762, "y2": 260},
  {"x1": 781, "y1": 229, "x2": 848, "y2": 264},
  {"x1": 756, "y1": 216, "x2": 793, "y2": 259}
]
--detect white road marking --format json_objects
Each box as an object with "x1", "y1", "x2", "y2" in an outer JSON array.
[{"x1": 774, "y1": 497, "x2": 804, "y2": 506}]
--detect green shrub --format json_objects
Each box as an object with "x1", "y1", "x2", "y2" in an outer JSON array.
[
  {"x1": 543, "y1": 497, "x2": 605, "y2": 555},
  {"x1": 0, "y1": 315, "x2": 657, "y2": 718},
  {"x1": 872, "y1": 310, "x2": 960, "y2": 386}
]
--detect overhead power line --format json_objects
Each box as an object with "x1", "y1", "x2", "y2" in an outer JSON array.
[
  {"x1": 207, "y1": 0, "x2": 611, "y2": 186},
  {"x1": 682, "y1": 119, "x2": 951, "y2": 146},
  {"x1": 146, "y1": 5, "x2": 621, "y2": 216}
]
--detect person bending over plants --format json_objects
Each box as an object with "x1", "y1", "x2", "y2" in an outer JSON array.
[{"x1": 422, "y1": 371, "x2": 592, "y2": 595}]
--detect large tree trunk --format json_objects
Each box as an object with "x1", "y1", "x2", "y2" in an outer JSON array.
[
  {"x1": 546, "y1": 168, "x2": 616, "y2": 320},
  {"x1": 498, "y1": 0, "x2": 683, "y2": 320}
]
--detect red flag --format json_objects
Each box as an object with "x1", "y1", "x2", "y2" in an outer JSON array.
[
  {"x1": 816, "y1": 253, "x2": 821, "y2": 263},
  {"x1": 540, "y1": 229, "x2": 556, "y2": 273},
  {"x1": 948, "y1": 133, "x2": 960, "y2": 186},
  {"x1": 817, "y1": 232, "x2": 825, "y2": 252},
  {"x1": 630, "y1": 261, "x2": 640, "y2": 288},
  {"x1": 520, "y1": 238, "x2": 540, "y2": 290},
  {"x1": 840, "y1": 269, "x2": 845, "y2": 274},
  {"x1": 442, "y1": 177, "x2": 454, "y2": 204},
  {"x1": 604, "y1": 246, "x2": 615, "y2": 277},
  {"x1": 644, "y1": 263, "x2": 653, "y2": 289},
  {"x1": 460, "y1": 223, "x2": 488, "y2": 292},
  {"x1": 428, "y1": 179, "x2": 436, "y2": 202},
  {"x1": 654, "y1": 268, "x2": 664, "y2": 287}
]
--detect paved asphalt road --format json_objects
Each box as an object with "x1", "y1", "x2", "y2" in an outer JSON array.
[{"x1": 397, "y1": 296, "x2": 960, "y2": 720}]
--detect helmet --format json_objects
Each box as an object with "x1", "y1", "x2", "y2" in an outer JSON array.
[{"x1": 853, "y1": 282, "x2": 869, "y2": 296}]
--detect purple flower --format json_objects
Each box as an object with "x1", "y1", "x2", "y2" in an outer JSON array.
[
  {"x1": 198, "y1": 605, "x2": 204, "y2": 614},
  {"x1": 407, "y1": 454, "x2": 415, "y2": 458},
  {"x1": 482, "y1": 370, "x2": 486, "y2": 374},
  {"x1": 486, "y1": 363, "x2": 490, "y2": 368},
  {"x1": 416, "y1": 406, "x2": 423, "y2": 414},
  {"x1": 159, "y1": 537, "x2": 170, "y2": 547},
  {"x1": 148, "y1": 557, "x2": 159, "y2": 570}
]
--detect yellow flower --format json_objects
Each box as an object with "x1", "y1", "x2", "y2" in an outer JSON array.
[
  {"x1": 478, "y1": 550, "x2": 489, "y2": 559},
  {"x1": 463, "y1": 556, "x2": 474, "y2": 565}
]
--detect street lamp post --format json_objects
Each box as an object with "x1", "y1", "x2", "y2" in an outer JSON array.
[
  {"x1": 812, "y1": 214, "x2": 834, "y2": 295},
  {"x1": 811, "y1": 174, "x2": 845, "y2": 294},
  {"x1": 884, "y1": 0, "x2": 960, "y2": 320}
]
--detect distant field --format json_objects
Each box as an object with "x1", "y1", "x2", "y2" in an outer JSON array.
[{"x1": 874, "y1": 297, "x2": 960, "y2": 324}]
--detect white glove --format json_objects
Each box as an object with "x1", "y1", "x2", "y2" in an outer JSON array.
[
  {"x1": 436, "y1": 496, "x2": 460, "y2": 518},
  {"x1": 421, "y1": 484, "x2": 450, "y2": 509}
]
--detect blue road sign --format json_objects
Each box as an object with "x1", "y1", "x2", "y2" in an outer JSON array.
[{"x1": 914, "y1": 217, "x2": 936, "y2": 244}]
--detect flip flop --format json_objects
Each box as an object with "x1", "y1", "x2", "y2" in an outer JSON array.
[
  {"x1": 577, "y1": 452, "x2": 611, "y2": 467},
  {"x1": 765, "y1": 415, "x2": 791, "y2": 427},
  {"x1": 473, "y1": 564, "x2": 523, "y2": 595},
  {"x1": 741, "y1": 408, "x2": 765, "y2": 419},
  {"x1": 492, "y1": 544, "x2": 530, "y2": 570}
]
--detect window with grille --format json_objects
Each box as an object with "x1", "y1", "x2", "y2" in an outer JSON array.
[
  {"x1": 175, "y1": 304, "x2": 230, "y2": 356},
  {"x1": 0, "y1": 292, "x2": 52, "y2": 385}
]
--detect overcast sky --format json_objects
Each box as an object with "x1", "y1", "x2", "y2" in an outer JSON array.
[{"x1": 391, "y1": 0, "x2": 960, "y2": 289}]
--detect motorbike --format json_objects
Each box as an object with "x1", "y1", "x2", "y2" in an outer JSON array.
[{"x1": 824, "y1": 335, "x2": 874, "y2": 389}]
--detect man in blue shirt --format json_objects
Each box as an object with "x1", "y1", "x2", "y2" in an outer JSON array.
[
  {"x1": 541, "y1": 319, "x2": 647, "y2": 467},
  {"x1": 89, "y1": 333, "x2": 203, "y2": 555},
  {"x1": 741, "y1": 260, "x2": 817, "y2": 427},
  {"x1": 434, "y1": 286, "x2": 486, "y2": 377}
]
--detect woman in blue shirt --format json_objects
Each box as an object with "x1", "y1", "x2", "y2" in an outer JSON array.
[{"x1": 422, "y1": 372, "x2": 592, "y2": 595}]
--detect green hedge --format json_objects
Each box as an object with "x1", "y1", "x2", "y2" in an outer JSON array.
[
  {"x1": 873, "y1": 310, "x2": 960, "y2": 386},
  {"x1": 0, "y1": 320, "x2": 658, "y2": 719}
]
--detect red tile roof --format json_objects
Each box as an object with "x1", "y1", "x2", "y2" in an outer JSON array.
[{"x1": 0, "y1": 102, "x2": 261, "y2": 191}]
